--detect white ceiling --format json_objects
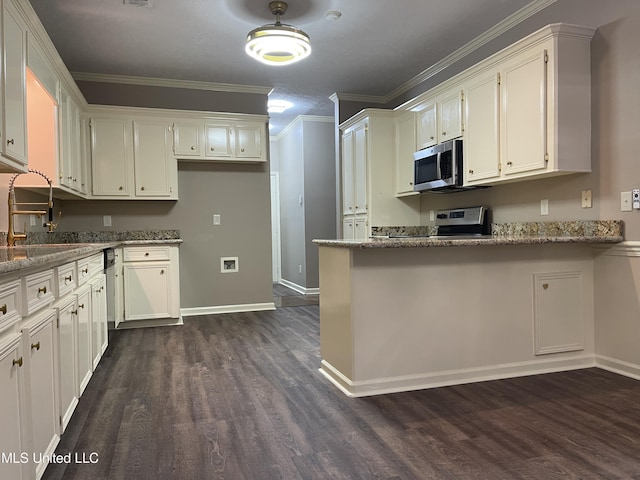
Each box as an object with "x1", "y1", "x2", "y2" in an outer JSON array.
[{"x1": 28, "y1": 0, "x2": 548, "y2": 133}]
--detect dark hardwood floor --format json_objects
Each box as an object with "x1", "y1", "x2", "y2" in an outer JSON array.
[{"x1": 43, "y1": 286, "x2": 640, "y2": 479}]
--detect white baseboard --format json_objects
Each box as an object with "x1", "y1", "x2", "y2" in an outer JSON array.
[
  {"x1": 595, "y1": 354, "x2": 640, "y2": 381},
  {"x1": 279, "y1": 279, "x2": 319, "y2": 295},
  {"x1": 181, "y1": 302, "x2": 276, "y2": 317},
  {"x1": 320, "y1": 355, "x2": 597, "y2": 397},
  {"x1": 115, "y1": 316, "x2": 184, "y2": 329}
]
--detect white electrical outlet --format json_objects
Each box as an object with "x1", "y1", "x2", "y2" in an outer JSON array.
[
  {"x1": 621, "y1": 191, "x2": 632, "y2": 212},
  {"x1": 213, "y1": 214, "x2": 221, "y2": 225},
  {"x1": 298, "y1": 265, "x2": 302, "y2": 274},
  {"x1": 103, "y1": 215, "x2": 112, "y2": 227},
  {"x1": 429, "y1": 210, "x2": 435, "y2": 222},
  {"x1": 29, "y1": 215, "x2": 37, "y2": 227},
  {"x1": 540, "y1": 199, "x2": 549, "y2": 216},
  {"x1": 581, "y1": 189, "x2": 592, "y2": 208},
  {"x1": 633, "y1": 189, "x2": 640, "y2": 209}
]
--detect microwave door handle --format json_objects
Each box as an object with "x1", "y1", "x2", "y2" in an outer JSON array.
[{"x1": 436, "y1": 152, "x2": 442, "y2": 179}]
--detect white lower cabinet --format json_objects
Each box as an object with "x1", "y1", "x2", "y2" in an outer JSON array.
[
  {"x1": 122, "y1": 245, "x2": 180, "y2": 322},
  {"x1": 0, "y1": 250, "x2": 111, "y2": 479},
  {"x1": 55, "y1": 294, "x2": 78, "y2": 433},
  {"x1": 75, "y1": 285, "x2": 92, "y2": 396},
  {"x1": 90, "y1": 274, "x2": 107, "y2": 368},
  {"x1": 0, "y1": 334, "x2": 29, "y2": 480},
  {"x1": 23, "y1": 310, "x2": 59, "y2": 480}
]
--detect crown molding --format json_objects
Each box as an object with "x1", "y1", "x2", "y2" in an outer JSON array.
[
  {"x1": 71, "y1": 72, "x2": 272, "y2": 95},
  {"x1": 384, "y1": 0, "x2": 558, "y2": 102},
  {"x1": 276, "y1": 115, "x2": 335, "y2": 140}
]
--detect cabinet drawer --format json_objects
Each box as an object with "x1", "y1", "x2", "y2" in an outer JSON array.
[
  {"x1": 23, "y1": 270, "x2": 55, "y2": 316},
  {"x1": 77, "y1": 257, "x2": 92, "y2": 285},
  {"x1": 88, "y1": 252, "x2": 105, "y2": 277},
  {"x1": 55, "y1": 262, "x2": 77, "y2": 297},
  {"x1": 124, "y1": 246, "x2": 171, "y2": 262},
  {"x1": 0, "y1": 279, "x2": 21, "y2": 334}
]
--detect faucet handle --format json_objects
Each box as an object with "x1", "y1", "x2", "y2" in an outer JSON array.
[{"x1": 46, "y1": 211, "x2": 61, "y2": 233}]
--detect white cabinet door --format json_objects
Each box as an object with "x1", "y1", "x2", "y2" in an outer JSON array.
[
  {"x1": 437, "y1": 90, "x2": 463, "y2": 143},
  {"x1": 23, "y1": 310, "x2": 59, "y2": 480},
  {"x1": 173, "y1": 123, "x2": 203, "y2": 157},
  {"x1": 90, "y1": 274, "x2": 107, "y2": 368},
  {"x1": 464, "y1": 71, "x2": 501, "y2": 184},
  {"x1": 2, "y1": 0, "x2": 28, "y2": 169},
  {"x1": 56, "y1": 295, "x2": 78, "y2": 432},
  {"x1": 342, "y1": 130, "x2": 355, "y2": 216},
  {"x1": 501, "y1": 48, "x2": 548, "y2": 176},
  {"x1": 59, "y1": 89, "x2": 83, "y2": 192},
  {"x1": 354, "y1": 217, "x2": 368, "y2": 240},
  {"x1": 353, "y1": 124, "x2": 368, "y2": 216},
  {"x1": 75, "y1": 286, "x2": 92, "y2": 396},
  {"x1": 90, "y1": 117, "x2": 134, "y2": 196},
  {"x1": 205, "y1": 124, "x2": 232, "y2": 158},
  {"x1": 123, "y1": 262, "x2": 173, "y2": 321},
  {"x1": 342, "y1": 217, "x2": 354, "y2": 240},
  {"x1": 395, "y1": 111, "x2": 417, "y2": 196},
  {"x1": 235, "y1": 123, "x2": 263, "y2": 159},
  {"x1": 133, "y1": 120, "x2": 177, "y2": 198},
  {"x1": 0, "y1": 334, "x2": 29, "y2": 480},
  {"x1": 416, "y1": 100, "x2": 437, "y2": 150}
]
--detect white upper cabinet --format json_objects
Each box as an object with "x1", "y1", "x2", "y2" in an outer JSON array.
[
  {"x1": 464, "y1": 71, "x2": 501, "y2": 183},
  {"x1": 90, "y1": 116, "x2": 134, "y2": 197},
  {"x1": 133, "y1": 119, "x2": 178, "y2": 198},
  {"x1": 90, "y1": 113, "x2": 178, "y2": 200},
  {"x1": 462, "y1": 24, "x2": 594, "y2": 186},
  {"x1": 415, "y1": 89, "x2": 463, "y2": 150},
  {"x1": 1, "y1": 0, "x2": 28, "y2": 172},
  {"x1": 174, "y1": 117, "x2": 266, "y2": 163}
]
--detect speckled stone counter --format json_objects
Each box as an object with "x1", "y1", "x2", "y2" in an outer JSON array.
[
  {"x1": 0, "y1": 230, "x2": 182, "y2": 275},
  {"x1": 316, "y1": 220, "x2": 624, "y2": 248}
]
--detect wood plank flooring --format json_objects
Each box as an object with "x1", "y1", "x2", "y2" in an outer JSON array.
[{"x1": 43, "y1": 287, "x2": 640, "y2": 479}]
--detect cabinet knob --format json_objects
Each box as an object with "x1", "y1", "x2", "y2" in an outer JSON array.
[
  {"x1": 409, "y1": 182, "x2": 413, "y2": 186},
  {"x1": 119, "y1": 186, "x2": 123, "y2": 191},
  {"x1": 65, "y1": 275, "x2": 72, "y2": 283},
  {"x1": 430, "y1": 136, "x2": 434, "y2": 140},
  {"x1": 67, "y1": 176, "x2": 73, "y2": 180},
  {"x1": 542, "y1": 283, "x2": 549, "y2": 290},
  {"x1": 31, "y1": 342, "x2": 40, "y2": 351},
  {"x1": 0, "y1": 304, "x2": 6, "y2": 315},
  {"x1": 141, "y1": 186, "x2": 145, "y2": 191},
  {"x1": 79, "y1": 303, "x2": 85, "y2": 309},
  {"x1": 38, "y1": 286, "x2": 47, "y2": 295},
  {"x1": 190, "y1": 146, "x2": 195, "y2": 150},
  {"x1": 145, "y1": 252, "x2": 150, "y2": 256},
  {"x1": 507, "y1": 161, "x2": 513, "y2": 167},
  {"x1": 160, "y1": 269, "x2": 165, "y2": 274},
  {"x1": 442, "y1": 132, "x2": 446, "y2": 136},
  {"x1": 210, "y1": 147, "x2": 215, "y2": 151},
  {"x1": 241, "y1": 148, "x2": 245, "y2": 152},
  {"x1": 468, "y1": 169, "x2": 474, "y2": 174},
  {"x1": 7, "y1": 138, "x2": 14, "y2": 145},
  {"x1": 71, "y1": 309, "x2": 78, "y2": 315},
  {"x1": 12, "y1": 357, "x2": 23, "y2": 367},
  {"x1": 82, "y1": 267, "x2": 89, "y2": 274}
]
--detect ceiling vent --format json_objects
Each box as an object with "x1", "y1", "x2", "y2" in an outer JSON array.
[{"x1": 124, "y1": 0, "x2": 153, "y2": 7}]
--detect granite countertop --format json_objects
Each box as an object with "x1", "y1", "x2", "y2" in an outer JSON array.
[
  {"x1": 0, "y1": 230, "x2": 182, "y2": 275},
  {"x1": 314, "y1": 220, "x2": 624, "y2": 249}
]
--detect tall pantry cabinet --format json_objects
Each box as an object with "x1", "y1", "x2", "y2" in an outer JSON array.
[{"x1": 341, "y1": 109, "x2": 420, "y2": 240}]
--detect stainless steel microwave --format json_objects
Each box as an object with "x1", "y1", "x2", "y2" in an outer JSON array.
[{"x1": 413, "y1": 139, "x2": 464, "y2": 193}]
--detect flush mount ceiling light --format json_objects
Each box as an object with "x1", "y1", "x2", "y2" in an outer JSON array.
[
  {"x1": 267, "y1": 99, "x2": 293, "y2": 113},
  {"x1": 246, "y1": 1, "x2": 311, "y2": 66}
]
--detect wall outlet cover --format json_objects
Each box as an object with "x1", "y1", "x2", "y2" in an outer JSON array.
[
  {"x1": 540, "y1": 199, "x2": 549, "y2": 216},
  {"x1": 621, "y1": 191, "x2": 632, "y2": 212}
]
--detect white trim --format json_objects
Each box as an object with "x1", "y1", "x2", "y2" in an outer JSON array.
[
  {"x1": 180, "y1": 303, "x2": 276, "y2": 317},
  {"x1": 276, "y1": 115, "x2": 335, "y2": 140},
  {"x1": 279, "y1": 279, "x2": 319, "y2": 295},
  {"x1": 593, "y1": 241, "x2": 640, "y2": 257},
  {"x1": 596, "y1": 355, "x2": 640, "y2": 381},
  {"x1": 115, "y1": 317, "x2": 184, "y2": 329},
  {"x1": 331, "y1": 0, "x2": 558, "y2": 106},
  {"x1": 86, "y1": 104, "x2": 268, "y2": 123},
  {"x1": 271, "y1": 172, "x2": 282, "y2": 283},
  {"x1": 71, "y1": 72, "x2": 272, "y2": 95},
  {"x1": 320, "y1": 355, "x2": 595, "y2": 397}
]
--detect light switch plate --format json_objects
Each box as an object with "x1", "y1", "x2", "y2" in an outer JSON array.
[
  {"x1": 540, "y1": 199, "x2": 549, "y2": 216},
  {"x1": 621, "y1": 191, "x2": 632, "y2": 212}
]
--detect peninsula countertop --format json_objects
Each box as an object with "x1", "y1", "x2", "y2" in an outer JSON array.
[{"x1": 314, "y1": 220, "x2": 624, "y2": 249}]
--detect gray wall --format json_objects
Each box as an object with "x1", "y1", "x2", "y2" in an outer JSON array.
[
  {"x1": 275, "y1": 117, "x2": 336, "y2": 290},
  {"x1": 50, "y1": 85, "x2": 274, "y2": 310}
]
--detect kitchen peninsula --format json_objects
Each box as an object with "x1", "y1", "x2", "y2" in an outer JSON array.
[{"x1": 314, "y1": 221, "x2": 623, "y2": 397}]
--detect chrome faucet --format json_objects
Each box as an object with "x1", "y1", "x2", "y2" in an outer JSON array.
[{"x1": 7, "y1": 169, "x2": 60, "y2": 247}]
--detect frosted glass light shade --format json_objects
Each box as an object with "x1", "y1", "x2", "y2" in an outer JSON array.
[{"x1": 246, "y1": 24, "x2": 311, "y2": 66}]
